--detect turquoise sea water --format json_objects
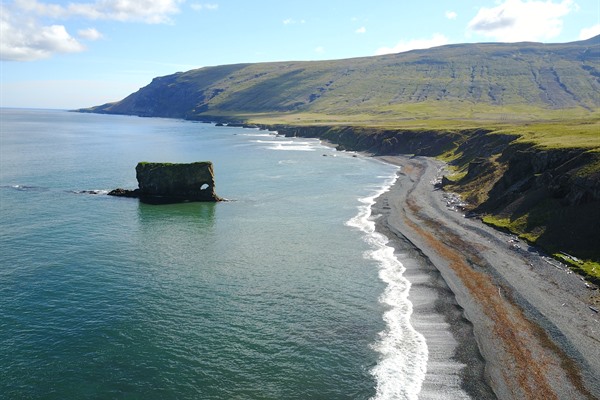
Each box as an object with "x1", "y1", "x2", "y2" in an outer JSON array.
[{"x1": 0, "y1": 109, "x2": 425, "y2": 399}]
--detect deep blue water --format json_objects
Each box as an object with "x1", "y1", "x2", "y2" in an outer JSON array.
[{"x1": 0, "y1": 109, "x2": 425, "y2": 399}]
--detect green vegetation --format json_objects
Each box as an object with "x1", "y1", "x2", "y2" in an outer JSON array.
[
  {"x1": 554, "y1": 254, "x2": 600, "y2": 285},
  {"x1": 138, "y1": 161, "x2": 175, "y2": 166},
  {"x1": 482, "y1": 213, "x2": 546, "y2": 244},
  {"x1": 483, "y1": 211, "x2": 600, "y2": 284},
  {"x1": 575, "y1": 156, "x2": 600, "y2": 177},
  {"x1": 446, "y1": 169, "x2": 468, "y2": 182},
  {"x1": 497, "y1": 119, "x2": 600, "y2": 150},
  {"x1": 83, "y1": 36, "x2": 599, "y2": 134},
  {"x1": 444, "y1": 153, "x2": 506, "y2": 205}
]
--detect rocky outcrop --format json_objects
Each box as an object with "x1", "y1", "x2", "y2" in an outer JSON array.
[
  {"x1": 471, "y1": 146, "x2": 600, "y2": 259},
  {"x1": 109, "y1": 161, "x2": 221, "y2": 204},
  {"x1": 481, "y1": 146, "x2": 600, "y2": 209}
]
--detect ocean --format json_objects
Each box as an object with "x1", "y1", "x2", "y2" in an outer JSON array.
[{"x1": 0, "y1": 109, "x2": 428, "y2": 399}]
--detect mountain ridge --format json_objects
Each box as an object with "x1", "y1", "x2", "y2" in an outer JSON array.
[{"x1": 82, "y1": 35, "x2": 600, "y2": 122}]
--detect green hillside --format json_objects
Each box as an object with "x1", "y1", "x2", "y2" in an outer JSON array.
[{"x1": 84, "y1": 36, "x2": 600, "y2": 126}]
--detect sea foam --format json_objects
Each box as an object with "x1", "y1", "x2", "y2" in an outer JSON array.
[
  {"x1": 346, "y1": 172, "x2": 428, "y2": 400},
  {"x1": 254, "y1": 139, "x2": 320, "y2": 151}
]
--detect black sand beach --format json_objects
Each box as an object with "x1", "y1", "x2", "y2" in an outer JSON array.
[{"x1": 373, "y1": 155, "x2": 600, "y2": 400}]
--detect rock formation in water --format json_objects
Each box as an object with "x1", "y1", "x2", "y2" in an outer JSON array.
[{"x1": 109, "y1": 161, "x2": 221, "y2": 203}]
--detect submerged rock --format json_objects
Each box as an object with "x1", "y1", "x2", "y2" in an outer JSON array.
[
  {"x1": 108, "y1": 188, "x2": 139, "y2": 198},
  {"x1": 109, "y1": 161, "x2": 222, "y2": 204}
]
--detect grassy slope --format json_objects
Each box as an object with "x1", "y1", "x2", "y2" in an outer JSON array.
[{"x1": 88, "y1": 37, "x2": 600, "y2": 123}]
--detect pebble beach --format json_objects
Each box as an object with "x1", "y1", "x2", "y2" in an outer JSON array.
[{"x1": 373, "y1": 155, "x2": 600, "y2": 399}]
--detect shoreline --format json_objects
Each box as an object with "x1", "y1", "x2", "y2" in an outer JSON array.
[{"x1": 371, "y1": 155, "x2": 600, "y2": 399}]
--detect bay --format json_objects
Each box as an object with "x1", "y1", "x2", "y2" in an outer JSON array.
[{"x1": 0, "y1": 109, "x2": 419, "y2": 399}]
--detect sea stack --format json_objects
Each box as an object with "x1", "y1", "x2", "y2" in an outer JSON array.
[{"x1": 109, "y1": 161, "x2": 222, "y2": 204}]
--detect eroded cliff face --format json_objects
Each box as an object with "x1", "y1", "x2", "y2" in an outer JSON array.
[
  {"x1": 269, "y1": 124, "x2": 599, "y2": 262},
  {"x1": 110, "y1": 162, "x2": 221, "y2": 203},
  {"x1": 266, "y1": 125, "x2": 463, "y2": 156},
  {"x1": 481, "y1": 146, "x2": 600, "y2": 209},
  {"x1": 471, "y1": 145, "x2": 600, "y2": 260}
]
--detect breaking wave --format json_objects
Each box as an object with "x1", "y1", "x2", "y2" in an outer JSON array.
[{"x1": 346, "y1": 172, "x2": 428, "y2": 400}]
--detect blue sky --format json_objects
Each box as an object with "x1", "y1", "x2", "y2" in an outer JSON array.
[{"x1": 1, "y1": 0, "x2": 599, "y2": 109}]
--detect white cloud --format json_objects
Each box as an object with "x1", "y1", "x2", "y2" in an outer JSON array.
[
  {"x1": 0, "y1": 6, "x2": 85, "y2": 61},
  {"x1": 356, "y1": 26, "x2": 366, "y2": 34},
  {"x1": 315, "y1": 46, "x2": 325, "y2": 54},
  {"x1": 2, "y1": 0, "x2": 183, "y2": 61},
  {"x1": 78, "y1": 27, "x2": 103, "y2": 40},
  {"x1": 12, "y1": 0, "x2": 64, "y2": 18},
  {"x1": 14, "y1": 0, "x2": 183, "y2": 24},
  {"x1": 445, "y1": 11, "x2": 457, "y2": 20},
  {"x1": 579, "y1": 24, "x2": 600, "y2": 40},
  {"x1": 375, "y1": 33, "x2": 449, "y2": 55},
  {"x1": 467, "y1": 0, "x2": 575, "y2": 42},
  {"x1": 191, "y1": 3, "x2": 219, "y2": 11},
  {"x1": 283, "y1": 18, "x2": 305, "y2": 25}
]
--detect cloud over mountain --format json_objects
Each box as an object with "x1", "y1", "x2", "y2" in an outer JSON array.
[{"x1": 467, "y1": 0, "x2": 574, "y2": 41}]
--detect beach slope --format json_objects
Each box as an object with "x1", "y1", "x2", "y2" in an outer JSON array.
[{"x1": 373, "y1": 155, "x2": 600, "y2": 400}]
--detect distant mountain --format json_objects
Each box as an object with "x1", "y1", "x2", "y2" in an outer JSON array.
[{"x1": 82, "y1": 36, "x2": 600, "y2": 121}]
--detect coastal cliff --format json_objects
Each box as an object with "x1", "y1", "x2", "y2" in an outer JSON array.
[
  {"x1": 471, "y1": 145, "x2": 600, "y2": 266},
  {"x1": 109, "y1": 161, "x2": 221, "y2": 203},
  {"x1": 262, "y1": 124, "x2": 600, "y2": 280}
]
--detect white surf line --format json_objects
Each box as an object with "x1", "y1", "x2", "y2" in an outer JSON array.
[{"x1": 347, "y1": 172, "x2": 428, "y2": 400}]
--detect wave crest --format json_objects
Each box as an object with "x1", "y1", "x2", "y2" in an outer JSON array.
[{"x1": 346, "y1": 172, "x2": 428, "y2": 400}]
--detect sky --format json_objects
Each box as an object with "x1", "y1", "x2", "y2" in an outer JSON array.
[{"x1": 1, "y1": 0, "x2": 599, "y2": 109}]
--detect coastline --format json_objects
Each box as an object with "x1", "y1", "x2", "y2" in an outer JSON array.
[{"x1": 372, "y1": 155, "x2": 600, "y2": 400}]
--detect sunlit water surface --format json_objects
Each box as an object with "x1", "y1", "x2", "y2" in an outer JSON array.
[{"x1": 0, "y1": 109, "x2": 426, "y2": 399}]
